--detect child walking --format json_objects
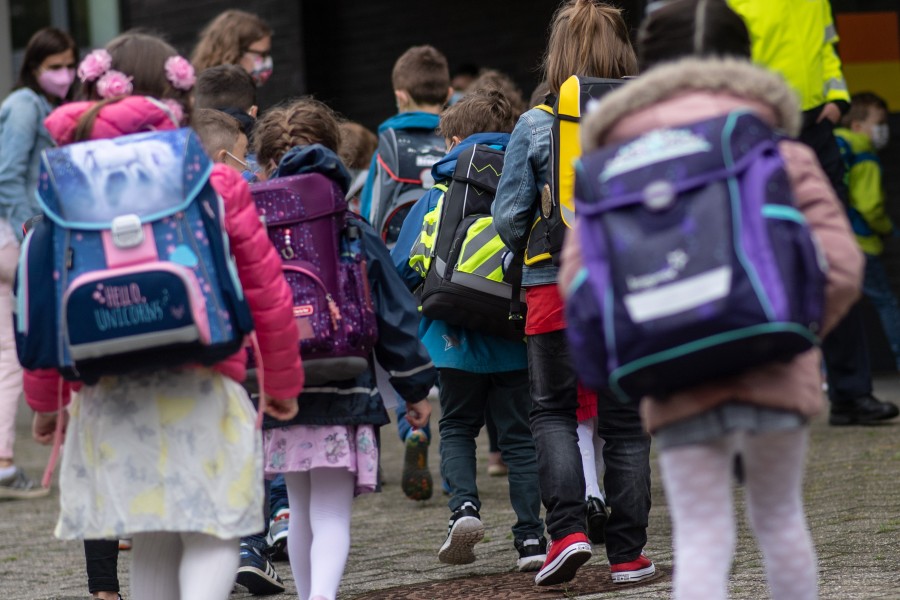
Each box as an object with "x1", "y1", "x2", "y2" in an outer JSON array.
[
  {"x1": 492, "y1": 0, "x2": 651, "y2": 586},
  {"x1": 835, "y1": 92, "x2": 900, "y2": 380},
  {"x1": 360, "y1": 44, "x2": 451, "y2": 501},
  {"x1": 252, "y1": 98, "x2": 437, "y2": 600},
  {"x1": 564, "y1": 1, "x2": 864, "y2": 598},
  {"x1": 27, "y1": 32, "x2": 303, "y2": 600},
  {"x1": 391, "y1": 89, "x2": 547, "y2": 572}
]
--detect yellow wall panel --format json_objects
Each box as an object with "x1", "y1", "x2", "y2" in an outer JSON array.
[{"x1": 843, "y1": 61, "x2": 900, "y2": 111}]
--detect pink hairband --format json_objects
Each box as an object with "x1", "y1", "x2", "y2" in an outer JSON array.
[{"x1": 77, "y1": 49, "x2": 196, "y2": 100}]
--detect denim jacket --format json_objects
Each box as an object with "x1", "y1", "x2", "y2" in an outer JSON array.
[
  {"x1": 492, "y1": 107, "x2": 556, "y2": 286},
  {"x1": 0, "y1": 88, "x2": 54, "y2": 240}
]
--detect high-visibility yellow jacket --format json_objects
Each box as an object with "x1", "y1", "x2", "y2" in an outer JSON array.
[
  {"x1": 834, "y1": 127, "x2": 893, "y2": 255},
  {"x1": 727, "y1": 0, "x2": 850, "y2": 111}
]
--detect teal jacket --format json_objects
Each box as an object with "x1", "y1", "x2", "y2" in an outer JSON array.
[{"x1": 391, "y1": 133, "x2": 527, "y2": 373}]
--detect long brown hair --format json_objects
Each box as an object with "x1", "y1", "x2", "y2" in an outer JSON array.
[
  {"x1": 191, "y1": 10, "x2": 272, "y2": 71},
  {"x1": 254, "y1": 98, "x2": 342, "y2": 175},
  {"x1": 80, "y1": 32, "x2": 192, "y2": 121},
  {"x1": 543, "y1": 0, "x2": 638, "y2": 94}
]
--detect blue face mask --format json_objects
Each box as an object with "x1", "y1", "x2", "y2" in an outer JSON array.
[{"x1": 225, "y1": 151, "x2": 260, "y2": 183}]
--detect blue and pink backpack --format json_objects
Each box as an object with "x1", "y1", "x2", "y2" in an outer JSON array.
[
  {"x1": 565, "y1": 111, "x2": 827, "y2": 401},
  {"x1": 14, "y1": 128, "x2": 255, "y2": 383}
]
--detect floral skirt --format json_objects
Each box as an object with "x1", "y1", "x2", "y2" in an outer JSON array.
[
  {"x1": 263, "y1": 424, "x2": 378, "y2": 496},
  {"x1": 56, "y1": 369, "x2": 263, "y2": 540}
]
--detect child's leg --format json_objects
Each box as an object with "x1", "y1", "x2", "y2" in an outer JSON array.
[
  {"x1": 659, "y1": 437, "x2": 736, "y2": 600},
  {"x1": 84, "y1": 539, "x2": 120, "y2": 597},
  {"x1": 131, "y1": 532, "x2": 182, "y2": 600},
  {"x1": 179, "y1": 533, "x2": 240, "y2": 600},
  {"x1": 862, "y1": 255, "x2": 900, "y2": 370},
  {"x1": 488, "y1": 369, "x2": 543, "y2": 541},
  {"x1": 0, "y1": 276, "x2": 23, "y2": 466},
  {"x1": 596, "y1": 392, "x2": 651, "y2": 565},
  {"x1": 285, "y1": 471, "x2": 313, "y2": 600},
  {"x1": 307, "y1": 467, "x2": 356, "y2": 600},
  {"x1": 742, "y1": 428, "x2": 817, "y2": 600},
  {"x1": 438, "y1": 369, "x2": 489, "y2": 511},
  {"x1": 592, "y1": 428, "x2": 605, "y2": 496},
  {"x1": 576, "y1": 417, "x2": 601, "y2": 500}
]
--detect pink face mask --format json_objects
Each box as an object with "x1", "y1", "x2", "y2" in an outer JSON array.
[
  {"x1": 37, "y1": 68, "x2": 76, "y2": 100},
  {"x1": 249, "y1": 55, "x2": 273, "y2": 87}
]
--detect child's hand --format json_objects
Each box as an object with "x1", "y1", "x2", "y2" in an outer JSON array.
[
  {"x1": 405, "y1": 398, "x2": 431, "y2": 428},
  {"x1": 32, "y1": 411, "x2": 66, "y2": 445},
  {"x1": 264, "y1": 396, "x2": 299, "y2": 421}
]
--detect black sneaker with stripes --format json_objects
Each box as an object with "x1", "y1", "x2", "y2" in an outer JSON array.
[
  {"x1": 437, "y1": 501, "x2": 484, "y2": 565},
  {"x1": 236, "y1": 543, "x2": 285, "y2": 595}
]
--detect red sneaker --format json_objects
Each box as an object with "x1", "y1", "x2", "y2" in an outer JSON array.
[
  {"x1": 534, "y1": 532, "x2": 592, "y2": 586},
  {"x1": 610, "y1": 550, "x2": 656, "y2": 583}
]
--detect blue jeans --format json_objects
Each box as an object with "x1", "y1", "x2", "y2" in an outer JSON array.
[
  {"x1": 863, "y1": 255, "x2": 900, "y2": 370},
  {"x1": 270, "y1": 474, "x2": 288, "y2": 514},
  {"x1": 596, "y1": 389, "x2": 652, "y2": 564},
  {"x1": 527, "y1": 330, "x2": 586, "y2": 540},
  {"x1": 438, "y1": 368, "x2": 544, "y2": 541}
]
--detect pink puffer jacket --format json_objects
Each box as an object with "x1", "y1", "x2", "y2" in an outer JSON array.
[
  {"x1": 25, "y1": 96, "x2": 303, "y2": 412},
  {"x1": 561, "y1": 58, "x2": 864, "y2": 433}
]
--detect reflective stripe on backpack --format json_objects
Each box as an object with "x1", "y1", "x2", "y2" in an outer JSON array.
[
  {"x1": 458, "y1": 216, "x2": 506, "y2": 282},
  {"x1": 408, "y1": 183, "x2": 448, "y2": 278}
]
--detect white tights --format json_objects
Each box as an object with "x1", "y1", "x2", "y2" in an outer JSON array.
[
  {"x1": 285, "y1": 468, "x2": 356, "y2": 600},
  {"x1": 659, "y1": 428, "x2": 818, "y2": 600},
  {"x1": 130, "y1": 532, "x2": 240, "y2": 600},
  {"x1": 576, "y1": 417, "x2": 605, "y2": 500}
]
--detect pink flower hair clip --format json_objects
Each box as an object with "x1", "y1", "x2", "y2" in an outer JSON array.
[
  {"x1": 164, "y1": 56, "x2": 196, "y2": 91},
  {"x1": 77, "y1": 49, "x2": 113, "y2": 83},
  {"x1": 96, "y1": 70, "x2": 134, "y2": 99}
]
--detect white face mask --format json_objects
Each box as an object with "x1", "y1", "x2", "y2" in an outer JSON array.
[{"x1": 871, "y1": 124, "x2": 890, "y2": 150}]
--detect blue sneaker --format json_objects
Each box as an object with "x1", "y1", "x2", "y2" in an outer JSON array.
[{"x1": 236, "y1": 543, "x2": 285, "y2": 595}]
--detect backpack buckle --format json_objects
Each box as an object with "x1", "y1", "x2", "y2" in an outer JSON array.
[{"x1": 111, "y1": 214, "x2": 144, "y2": 248}]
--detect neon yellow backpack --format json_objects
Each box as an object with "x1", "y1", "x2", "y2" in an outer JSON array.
[{"x1": 524, "y1": 75, "x2": 624, "y2": 266}]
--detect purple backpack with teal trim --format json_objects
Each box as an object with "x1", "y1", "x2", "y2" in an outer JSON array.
[
  {"x1": 565, "y1": 111, "x2": 826, "y2": 401},
  {"x1": 14, "y1": 128, "x2": 254, "y2": 383}
]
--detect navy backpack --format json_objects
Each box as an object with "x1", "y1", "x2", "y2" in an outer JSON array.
[{"x1": 14, "y1": 128, "x2": 254, "y2": 383}]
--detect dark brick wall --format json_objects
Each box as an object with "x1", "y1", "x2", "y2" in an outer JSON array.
[
  {"x1": 121, "y1": 1, "x2": 646, "y2": 128},
  {"x1": 120, "y1": 0, "x2": 900, "y2": 370},
  {"x1": 120, "y1": 0, "x2": 306, "y2": 110}
]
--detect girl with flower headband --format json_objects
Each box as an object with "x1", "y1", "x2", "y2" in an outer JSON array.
[{"x1": 27, "y1": 31, "x2": 303, "y2": 600}]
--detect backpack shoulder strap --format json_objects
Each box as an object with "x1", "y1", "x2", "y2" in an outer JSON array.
[{"x1": 535, "y1": 103, "x2": 555, "y2": 116}]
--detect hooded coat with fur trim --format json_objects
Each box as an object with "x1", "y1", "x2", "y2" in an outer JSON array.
[
  {"x1": 559, "y1": 59, "x2": 863, "y2": 433},
  {"x1": 25, "y1": 96, "x2": 303, "y2": 412}
]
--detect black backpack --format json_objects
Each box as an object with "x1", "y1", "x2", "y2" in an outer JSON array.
[{"x1": 420, "y1": 144, "x2": 525, "y2": 340}]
